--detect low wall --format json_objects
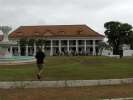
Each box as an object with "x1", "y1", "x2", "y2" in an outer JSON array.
[
  {"x1": 123, "y1": 50, "x2": 133, "y2": 56},
  {"x1": 102, "y1": 50, "x2": 113, "y2": 56},
  {"x1": 0, "y1": 78, "x2": 133, "y2": 88}
]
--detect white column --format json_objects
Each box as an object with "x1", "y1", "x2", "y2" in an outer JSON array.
[
  {"x1": 50, "y1": 40, "x2": 53, "y2": 56},
  {"x1": 42, "y1": 45, "x2": 45, "y2": 52},
  {"x1": 10, "y1": 46, "x2": 13, "y2": 56},
  {"x1": 18, "y1": 45, "x2": 21, "y2": 56},
  {"x1": 34, "y1": 42, "x2": 36, "y2": 56},
  {"x1": 17, "y1": 40, "x2": 21, "y2": 56},
  {"x1": 76, "y1": 40, "x2": 78, "y2": 53},
  {"x1": 84, "y1": 40, "x2": 86, "y2": 55},
  {"x1": 59, "y1": 40, "x2": 61, "y2": 54},
  {"x1": 93, "y1": 40, "x2": 96, "y2": 56},
  {"x1": 67, "y1": 40, "x2": 70, "y2": 53},
  {"x1": 26, "y1": 45, "x2": 28, "y2": 56}
]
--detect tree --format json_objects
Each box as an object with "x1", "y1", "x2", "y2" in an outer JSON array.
[
  {"x1": 104, "y1": 21, "x2": 133, "y2": 55},
  {"x1": 128, "y1": 32, "x2": 133, "y2": 49},
  {"x1": 28, "y1": 39, "x2": 35, "y2": 46},
  {"x1": 19, "y1": 38, "x2": 28, "y2": 47},
  {"x1": 36, "y1": 39, "x2": 45, "y2": 47}
]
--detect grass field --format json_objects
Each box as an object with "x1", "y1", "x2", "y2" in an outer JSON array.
[{"x1": 0, "y1": 56, "x2": 133, "y2": 81}]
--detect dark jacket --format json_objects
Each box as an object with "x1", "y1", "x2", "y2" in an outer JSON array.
[{"x1": 35, "y1": 51, "x2": 45, "y2": 64}]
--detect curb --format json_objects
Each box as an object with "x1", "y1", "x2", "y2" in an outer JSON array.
[
  {"x1": 0, "y1": 78, "x2": 133, "y2": 88},
  {"x1": 103, "y1": 97, "x2": 133, "y2": 100}
]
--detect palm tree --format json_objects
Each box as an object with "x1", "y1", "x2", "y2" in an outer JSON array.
[
  {"x1": 36, "y1": 39, "x2": 46, "y2": 47},
  {"x1": 19, "y1": 38, "x2": 28, "y2": 47},
  {"x1": 28, "y1": 39, "x2": 35, "y2": 46},
  {"x1": 19, "y1": 38, "x2": 29, "y2": 55}
]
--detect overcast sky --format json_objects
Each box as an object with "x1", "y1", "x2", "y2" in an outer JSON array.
[{"x1": 0, "y1": 0, "x2": 133, "y2": 34}]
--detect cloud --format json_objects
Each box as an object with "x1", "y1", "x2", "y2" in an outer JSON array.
[{"x1": 0, "y1": 0, "x2": 133, "y2": 34}]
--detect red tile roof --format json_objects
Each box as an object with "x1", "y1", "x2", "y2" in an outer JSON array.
[{"x1": 9, "y1": 25, "x2": 104, "y2": 38}]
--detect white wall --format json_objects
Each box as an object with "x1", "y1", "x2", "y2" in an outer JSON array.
[
  {"x1": 102, "y1": 49, "x2": 113, "y2": 56},
  {"x1": 123, "y1": 50, "x2": 133, "y2": 56}
]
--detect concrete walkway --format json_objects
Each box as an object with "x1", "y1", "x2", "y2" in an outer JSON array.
[
  {"x1": 103, "y1": 97, "x2": 133, "y2": 100},
  {"x1": 0, "y1": 60, "x2": 35, "y2": 65},
  {"x1": 0, "y1": 78, "x2": 133, "y2": 88}
]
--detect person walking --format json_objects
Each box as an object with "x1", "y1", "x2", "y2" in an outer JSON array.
[{"x1": 35, "y1": 47, "x2": 45, "y2": 80}]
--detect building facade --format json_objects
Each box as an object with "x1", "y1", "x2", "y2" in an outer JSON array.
[{"x1": 9, "y1": 25, "x2": 104, "y2": 56}]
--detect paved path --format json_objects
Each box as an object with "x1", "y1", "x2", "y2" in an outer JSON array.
[
  {"x1": 103, "y1": 97, "x2": 133, "y2": 100},
  {"x1": 0, "y1": 60, "x2": 35, "y2": 65},
  {"x1": 0, "y1": 78, "x2": 133, "y2": 88}
]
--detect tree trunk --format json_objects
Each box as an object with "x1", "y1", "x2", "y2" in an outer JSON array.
[
  {"x1": 113, "y1": 46, "x2": 119, "y2": 55},
  {"x1": 131, "y1": 44, "x2": 133, "y2": 50}
]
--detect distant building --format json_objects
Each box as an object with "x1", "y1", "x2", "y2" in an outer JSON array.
[
  {"x1": 101, "y1": 44, "x2": 133, "y2": 57},
  {"x1": 8, "y1": 24, "x2": 104, "y2": 56},
  {"x1": 122, "y1": 44, "x2": 133, "y2": 56},
  {"x1": 122, "y1": 44, "x2": 130, "y2": 51}
]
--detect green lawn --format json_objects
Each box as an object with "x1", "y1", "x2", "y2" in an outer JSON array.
[{"x1": 0, "y1": 56, "x2": 133, "y2": 81}]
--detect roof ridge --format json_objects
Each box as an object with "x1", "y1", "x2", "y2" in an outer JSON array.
[{"x1": 20, "y1": 24, "x2": 87, "y2": 27}]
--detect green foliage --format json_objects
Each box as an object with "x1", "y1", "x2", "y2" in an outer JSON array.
[
  {"x1": 35, "y1": 39, "x2": 45, "y2": 46},
  {"x1": 104, "y1": 21, "x2": 133, "y2": 54},
  {"x1": 19, "y1": 38, "x2": 28, "y2": 46},
  {"x1": 19, "y1": 38, "x2": 46, "y2": 48},
  {"x1": 28, "y1": 39, "x2": 35, "y2": 46},
  {"x1": 128, "y1": 32, "x2": 133, "y2": 49}
]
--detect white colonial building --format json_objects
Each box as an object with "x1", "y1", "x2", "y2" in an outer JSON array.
[{"x1": 9, "y1": 25, "x2": 104, "y2": 56}]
